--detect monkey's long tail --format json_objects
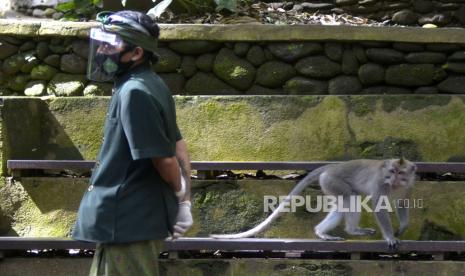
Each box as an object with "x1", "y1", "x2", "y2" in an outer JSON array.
[{"x1": 210, "y1": 165, "x2": 329, "y2": 239}]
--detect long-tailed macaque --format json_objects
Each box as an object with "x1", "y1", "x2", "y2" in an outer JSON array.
[{"x1": 211, "y1": 158, "x2": 417, "y2": 248}]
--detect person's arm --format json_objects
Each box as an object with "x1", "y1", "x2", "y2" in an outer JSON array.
[
  {"x1": 176, "y1": 139, "x2": 191, "y2": 201},
  {"x1": 172, "y1": 138, "x2": 193, "y2": 238},
  {"x1": 151, "y1": 156, "x2": 181, "y2": 192}
]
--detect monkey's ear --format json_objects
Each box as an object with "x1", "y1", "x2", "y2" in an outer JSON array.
[
  {"x1": 410, "y1": 163, "x2": 417, "y2": 173},
  {"x1": 399, "y1": 156, "x2": 406, "y2": 165}
]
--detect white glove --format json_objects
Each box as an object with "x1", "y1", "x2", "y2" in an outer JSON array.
[
  {"x1": 175, "y1": 169, "x2": 186, "y2": 201},
  {"x1": 173, "y1": 201, "x2": 193, "y2": 238}
]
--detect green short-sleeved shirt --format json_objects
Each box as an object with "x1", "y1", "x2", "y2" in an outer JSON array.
[{"x1": 73, "y1": 63, "x2": 181, "y2": 243}]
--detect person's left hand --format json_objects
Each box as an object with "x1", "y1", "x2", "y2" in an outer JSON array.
[{"x1": 173, "y1": 201, "x2": 193, "y2": 238}]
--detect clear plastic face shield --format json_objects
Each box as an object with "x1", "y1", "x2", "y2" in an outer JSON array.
[{"x1": 87, "y1": 28, "x2": 126, "y2": 82}]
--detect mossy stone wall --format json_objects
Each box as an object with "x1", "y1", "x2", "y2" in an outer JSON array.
[
  {"x1": 1, "y1": 176, "x2": 464, "y2": 242},
  {"x1": 2, "y1": 21, "x2": 465, "y2": 96},
  {"x1": 2, "y1": 95, "x2": 463, "y2": 238},
  {"x1": 2, "y1": 96, "x2": 464, "y2": 174},
  {"x1": 3, "y1": 36, "x2": 465, "y2": 96}
]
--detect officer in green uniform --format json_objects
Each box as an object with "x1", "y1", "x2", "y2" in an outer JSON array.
[{"x1": 73, "y1": 10, "x2": 193, "y2": 276}]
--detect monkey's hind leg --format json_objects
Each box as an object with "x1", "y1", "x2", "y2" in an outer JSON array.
[
  {"x1": 344, "y1": 211, "x2": 376, "y2": 236},
  {"x1": 314, "y1": 210, "x2": 345, "y2": 241}
]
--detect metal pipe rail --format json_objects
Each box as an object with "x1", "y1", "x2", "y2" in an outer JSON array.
[
  {"x1": 7, "y1": 160, "x2": 465, "y2": 173},
  {"x1": 1, "y1": 237, "x2": 465, "y2": 253}
]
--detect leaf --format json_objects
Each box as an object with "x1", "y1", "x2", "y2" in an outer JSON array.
[
  {"x1": 214, "y1": 0, "x2": 237, "y2": 12},
  {"x1": 146, "y1": 0, "x2": 173, "y2": 19},
  {"x1": 55, "y1": 2, "x2": 76, "y2": 12}
]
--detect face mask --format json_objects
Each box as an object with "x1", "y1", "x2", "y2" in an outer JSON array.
[
  {"x1": 95, "y1": 52, "x2": 119, "y2": 74},
  {"x1": 87, "y1": 28, "x2": 136, "y2": 82},
  {"x1": 89, "y1": 48, "x2": 135, "y2": 81}
]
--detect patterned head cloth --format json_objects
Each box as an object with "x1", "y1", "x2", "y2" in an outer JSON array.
[{"x1": 95, "y1": 11, "x2": 158, "y2": 54}]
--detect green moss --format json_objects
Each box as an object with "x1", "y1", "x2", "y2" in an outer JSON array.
[
  {"x1": 402, "y1": 182, "x2": 465, "y2": 240},
  {"x1": 188, "y1": 179, "x2": 324, "y2": 238},
  {"x1": 31, "y1": 64, "x2": 58, "y2": 80},
  {"x1": 419, "y1": 220, "x2": 462, "y2": 240},
  {"x1": 249, "y1": 96, "x2": 322, "y2": 127},
  {"x1": 350, "y1": 96, "x2": 465, "y2": 161},
  {"x1": 213, "y1": 49, "x2": 255, "y2": 90},
  {"x1": 2, "y1": 95, "x2": 465, "y2": 174},
  {"x1": 177, "y1": 96, "x2": 350, "y2": 162},
  {"x1": 355, "y1": 137, "x2": 422, "y2": 160},
  {"x1": 381, "y1": 97, "x2": 404, "y2": 113},
  {"x1": 230, "y1": 66, "x2": 248, "y2": 78},
  {"x1": 381, "y1": 95, "x2": 452, "y2": 113},
  {"x1": 287, "y1": 43, "x2": 302, "y2": 51},
  {"x1": 401, "y1": 95, "x2": 451, "y2": 111},
  {"x1": 178, "y1": 95, "x2": 465, "y2": 162},
  {"x1": 193, "y1": 181, "x2": 266, "y2": 235},
  {"x1": 0, "y1": 177, "x2": 87, "y2": 237},
  {"x1": 44, "y1": 97, "x2": 108, "y2": 159},
  {"x1": 215, "y1": 56, "x2": 250, "y2": 77},
  {"x1": 192, "y1": 261, "x2": 230, "y2": 276},
  {"x1": 2, "y1": 176, "x2": 465, "y2": 241},
  {"x1": 345, "y1": 96, "x2": 377, "y2": 116}
]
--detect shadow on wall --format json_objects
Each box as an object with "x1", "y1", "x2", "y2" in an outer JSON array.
[
  {"x1": 19, "y1": 177, "x2": 88, "y2": 213},
  {"x1": 40, "y1": 105, "x2": 87, "y2": 160},
  {"x1": 2, "y1": 98, "x2": 85, "y2": 175},
  {"x1": 0, "y1": 207, "x2": 16, "y2": 236}
]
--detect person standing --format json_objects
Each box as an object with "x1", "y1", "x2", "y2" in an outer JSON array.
[{"x1": 73, "y1": 10, "x2": 193, "y2": 276}]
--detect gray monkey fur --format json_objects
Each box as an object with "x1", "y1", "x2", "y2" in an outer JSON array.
[{"x1": 210, "y1": 159, "x2": 417, "y2": 249}]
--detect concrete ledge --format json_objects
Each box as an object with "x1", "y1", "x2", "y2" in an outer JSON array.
[
  {"x1": 0, "y1": 19, "x2": 98, "y2": 37},
  {"x1": 1, "y1": 258, "x2": 465, "y2": 276},
  {"x1": 1, "y1": 19, "x2": 465, "y2": 43}
]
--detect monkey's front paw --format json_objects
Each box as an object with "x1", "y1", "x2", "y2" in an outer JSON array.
[{"x1": 386, "y1": 237, "x2": 400, "y2": 251}]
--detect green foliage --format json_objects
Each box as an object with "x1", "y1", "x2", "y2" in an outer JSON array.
[
  {"x1": 56, "y1": 0, "x2": 102, "y2": 20},
  {"x1": 171, "y1": 0, "x2": 251, "y2": 14},
  {"x1": 167, "y1": 0, "x2": 215, "y2": 15},
  {"x1": 214, "y1": 0, "x2": 237, "y2": 12},
  {"x1": 150, "y1": 0, "x2": 247, "y2": 16},
  {"x1": 55, "y1": 0, "x2": 248, "y2": 20}
]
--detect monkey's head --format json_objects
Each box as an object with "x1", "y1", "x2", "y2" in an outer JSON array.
[{"x1": 382, "y1": 158, "x2": 417, "y2": 189}]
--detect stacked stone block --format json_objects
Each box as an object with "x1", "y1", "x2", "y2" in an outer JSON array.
[{"x1": 1, "y1": 36, "x2": 465, "y2": 96}]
